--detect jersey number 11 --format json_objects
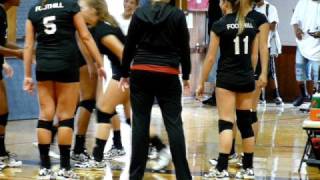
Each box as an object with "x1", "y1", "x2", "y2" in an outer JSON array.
[
  {"x1": 233, "y1": 36, "x2": 248, "y2": 55},
  {"x1": 43, "y1": 16, "x2": 57, "y2": 35}
]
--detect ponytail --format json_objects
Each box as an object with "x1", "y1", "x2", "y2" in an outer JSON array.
[
  {"x1": 235, "y1": 0, "x2": 254, "y2": 34},
  {"x1": 84, "y1": 0, "x2": 118, "y2": 27},
  {"x1": 236, "y1": 0, "x2": 246, "y2": 34},
  {"x1": 41, "y1": 0, "x2": 48, "y2": 7}
]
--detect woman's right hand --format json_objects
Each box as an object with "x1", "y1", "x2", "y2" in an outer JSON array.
[
  {"x1": 23, "y1": 77, "x2": 34, "y2": 94},
  {"x1": 196, "y1": 84, "x2": 204, "y2": 101}
]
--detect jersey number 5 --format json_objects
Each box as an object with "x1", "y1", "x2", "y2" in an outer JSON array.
[
  {"x1": 43, "y1": 16, "x2": 57, "y2": 35},
  {"x1": 233, "y1": 36, "x2": 249, "y2": 55}
]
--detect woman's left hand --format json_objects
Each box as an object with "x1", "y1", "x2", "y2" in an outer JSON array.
[
  {"x1": 2, "y1": 62, "x2": 14, "y2": 78},
  {"x1": 257, "y1": 74, "x2": 268, "y2": 88},
  {"x1": 119, "y1": 77, "x2": 130, "y2": 92},
  {"x1": 97, "y1": 66, "x2": 107, "y2": 80},
  {"x1": 183, "y1": 80, "x2": 191, "y2": 96}
]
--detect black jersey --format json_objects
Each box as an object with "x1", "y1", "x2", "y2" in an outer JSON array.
[
  {"x1": 211, "y1": 12, "x2": 260, "y2": 86},
  {"x1": 0, "y1": 5, "x2": 7, "y2": 66},
  {"x1": 249, "y1": 10, "x2": 268, "y2": 29},
  {"x1": 28, "y1": 0, "x2": 80, "y2": 72},
  {"x1": 90, "y1": 21, "x2": 125, "y2": 71}
]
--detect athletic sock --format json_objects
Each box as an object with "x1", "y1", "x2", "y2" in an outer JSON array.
[
  {"x1": 59, "y1": 145, "x2": 71, "y2": 170},
  {"x1": 93, "y1": 138, "x2": 107, "y2": 162},
  {"x1": 113, "y1": 130, "x2": 122, "y2": 149},
  {"x1": 0, "y1": 134, "x2": 6, "y2": 156},
  {"x1": 38, "y1": 144, "x2": 51, "y2": 169},
  {"x1": 74, "y1": 135, "x2": 86, "y2": 154},
  {"x1": 230, "y1": 139, "x2": 236, "y2": 155},
  {"x1": 216, "y1": 153, "x2": 229, "y2": 172},
  {"x1": 150, "y1": 136, "x2": 166, "y2": 151},
  {"x1": 243, "y1": 152, "x2": 254, "y2": 169},
  {"x1": 273, "y1": 88, "x2": 281, "y2": 98}
]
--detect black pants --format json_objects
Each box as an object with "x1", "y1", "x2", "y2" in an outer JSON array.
[{"x1": 129, "y1": 71, "x2": 191, "y2": 180}]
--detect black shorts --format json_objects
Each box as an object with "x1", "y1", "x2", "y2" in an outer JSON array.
[
  {"x1": 78, "y1": 54, "x2": 87, "y2": 68},
  {"x1": 111, "y1": 64, "x2": 121, "y2": 81},
  {"x1": 216, "y1": 80, "x2": 255, "y2": 93},
  {"x1": 36, "y1": 68, "x2": 79, "y2": 83}
]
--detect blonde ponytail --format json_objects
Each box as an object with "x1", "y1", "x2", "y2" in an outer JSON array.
[
  {"x1": 236, "y1": 0, "x2": 246, "y2": 34},
  {"x1": 236, "y1": 0, "x2": 254, "y2": 34},
  {"x1": 41, "y1": 0, "x2": 48, "y2": 7},
  {"x1": 84, "y1": 0, "x2": 118, "y2": 27}
]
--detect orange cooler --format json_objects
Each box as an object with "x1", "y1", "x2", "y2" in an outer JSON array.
[{"x1": 310, "y1": 108, "x2": 320, "y2": 121}]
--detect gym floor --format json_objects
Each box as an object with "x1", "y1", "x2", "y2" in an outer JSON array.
[{"x1": 1, "y1": 100, "x2": 319, "y2": 180}]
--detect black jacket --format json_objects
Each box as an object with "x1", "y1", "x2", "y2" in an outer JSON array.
[{"x1": 121, "y1": 2, "x2": 191, "y2": 80}]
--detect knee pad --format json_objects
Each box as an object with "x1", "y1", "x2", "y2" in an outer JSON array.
[
  {"x1": 218, "y1": 120, "x2": 233, "y2": 133},
  {"x1": 96, "y1": 109, "x2": 115, "y2": 124},
  {"x1": 79, "y1": 100, "x2": 96, "y2": 113},
  {"x1": 59, "y1": 118, "x2": 74, "y2": 130},
  {"x1": 251, "y1": 111, "x2": 258, "y2": 124},
  {"x1": 0, "y1": 113, "x2": 8, "y2": 126},
  {"x1": 236, "y1": 110, "x2": 254, "y2": 139},
  {"x1": 37, "y1": 120, "x2": 53, "y2": 131}
]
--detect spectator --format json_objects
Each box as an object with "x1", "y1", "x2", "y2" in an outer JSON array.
[
  {"x1": 254, "y1": 0, "x2": 283, "y2": 105},
  {"x1": 291, "y1": 0, "x2": 320, "y2": 107},
  {"x1": 202, "y1": 0, "x2": 223, "y2": 106}
]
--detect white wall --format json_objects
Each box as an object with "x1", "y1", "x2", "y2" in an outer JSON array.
[
  {"x1": 267, "y1": 0, "x2": 299, "y2": 46},
  {"x1": 106, "y1": 0, "x2": 124, "y2": 17},
  {"x1": 105, "y1": 0, "x2": 301, "y2": 46}
]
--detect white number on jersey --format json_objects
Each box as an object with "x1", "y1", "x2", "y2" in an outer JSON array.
[
  {"x1": 43, "y1": 16, "x2": 57, "y2": 35},
  {"x1": 233, "y1": 36, "x2": 249, "y2": 55}
]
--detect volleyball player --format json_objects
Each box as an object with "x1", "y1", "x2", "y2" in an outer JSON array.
[
  {"x1": 69, "y1": 49, "x2": 95, "y2": 162},
  {"x1": 0, "y1": 0, "x2": 23, "y2": 170},
  {"x1": 208, "y1": 0, "x2": 269, "y2": 168},
  {"x1": 24, "y1": 0, "x2": 105, "y2": 178},
  {"x1": 197, "y1": 0, "x2": 267, "y2": 178},
  {"x1": 72, "y1": 0, "x2": 139, "y2": 162},
  {"x1": 74, "y1": 0, "x2": 129, "y2": 168},
  {"x1": 104, "y1": 0, "x2": 141, "y2": 160}
]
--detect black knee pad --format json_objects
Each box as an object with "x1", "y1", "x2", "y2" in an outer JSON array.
[
  {"x1": 251, "y1": 111, "x2": 258, "y2": 124},
  {"x1": 236, "y1": 110, "x2": 254, "y2": 139},
  {"x1": 96, "y1": 109, "x2": 115, "y2": 124},
  {"x1": 79, "y1": 100, "x2": 96, "y2": 113},
  {"x1": 218, "y1": 120, "x2": 234, "y2": 133},
  {"x1": 37, "y1": 120, "x2": 53, "y2": 131},
  {"x1": 0, "y1": 113, "x2": 8, "y2": 126},
  {"x1": 59, "y1": 118, "x2": 74, "y2": 130}
]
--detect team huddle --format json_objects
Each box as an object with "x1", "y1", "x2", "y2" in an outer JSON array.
[{"x1": 0, "y1": 0, "x2": 270, "y2": 179}]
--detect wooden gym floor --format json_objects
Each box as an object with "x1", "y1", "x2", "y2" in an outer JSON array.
[{"x1": 1, "y1": 100, "x2": 320, "y2": 179}]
